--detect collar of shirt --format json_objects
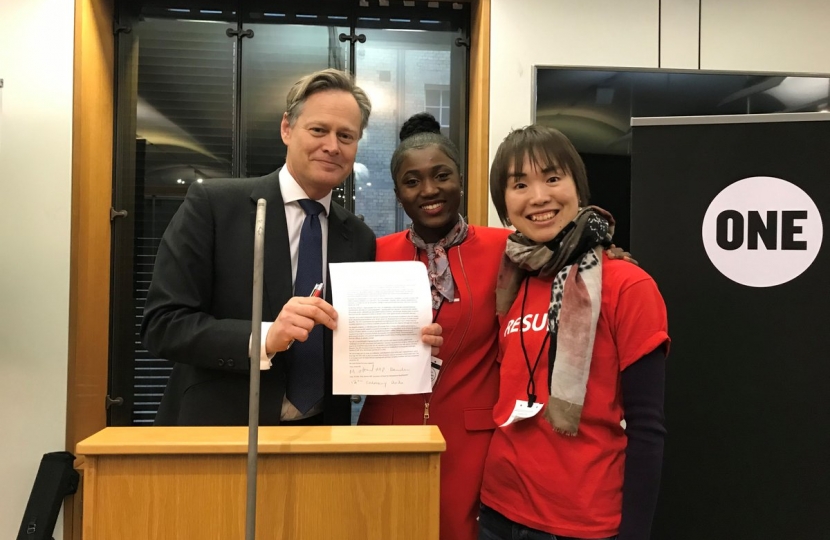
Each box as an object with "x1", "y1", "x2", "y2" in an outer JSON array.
[
  {"x1": 278, "y1": 166, "x2": 333, "y2": 215},
  {"x1": 277, "y1": 165, "x2": 331, "y2": 296}
]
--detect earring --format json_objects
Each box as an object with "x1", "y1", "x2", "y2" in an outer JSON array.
[
  {"x1": 460, "y1": 190, "x2": 464, "y2": 197},
  {"x1": 397, "y1": 200, "x2": 402, "y2": 207}
]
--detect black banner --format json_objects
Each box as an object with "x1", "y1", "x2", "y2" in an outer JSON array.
[{"x1": 631, "y1": 114, "x2": 829, "y2": 539}]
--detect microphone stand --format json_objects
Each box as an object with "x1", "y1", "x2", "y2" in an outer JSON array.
[{"x1": 246, "y1": 199, "x2": 267, "y2": 540}]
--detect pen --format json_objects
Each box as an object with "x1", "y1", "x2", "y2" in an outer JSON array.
[{"x1": 285, "y1": 282, "x2": 324, "y2": 350}]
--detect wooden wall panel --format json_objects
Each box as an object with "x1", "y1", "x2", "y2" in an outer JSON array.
[
  {"x1": 67, "y1": 0, "x2": 114, "y2": 535},
  {"x1": 466, "y1": 0, "x2": 491, "y2": 226}
]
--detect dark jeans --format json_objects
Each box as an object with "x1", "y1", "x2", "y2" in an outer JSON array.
[{"x1": 478, "y1": 504, "x2": 617, "y2": 540}]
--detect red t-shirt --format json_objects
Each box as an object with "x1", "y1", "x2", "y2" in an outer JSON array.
[{"x1": 480, "y1": 255, "x2": 669, "y2": 539}]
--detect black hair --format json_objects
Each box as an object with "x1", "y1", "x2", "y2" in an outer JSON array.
[
  {"x1": 398, "y1": 112, "x2": 441, "y2": 141},
  {"x1": 390, "y1": 113, "x2": 461, "y2": 183}
]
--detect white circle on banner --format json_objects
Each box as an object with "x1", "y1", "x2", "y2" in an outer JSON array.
[{"x1": 701, "y1": 176, "x2": 823, "y2": 287}]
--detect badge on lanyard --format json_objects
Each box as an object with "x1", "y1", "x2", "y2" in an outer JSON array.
[
  {"x1": 503, "y1": 277, "x2": 551, "y2": 428},
  {"x1": 430, "y1": 357, "x2": 443, "y2": 389},
  {"x1": 499, "y1": 399, "x2": 544, "y2": 427}
]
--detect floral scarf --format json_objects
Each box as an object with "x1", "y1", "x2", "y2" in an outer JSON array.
[{"x1": 409, "y1": 215, "x2": 468, "y2": 310}]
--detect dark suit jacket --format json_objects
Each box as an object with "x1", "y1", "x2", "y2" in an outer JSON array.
[{"x1": 141, "y1": 170, "x2": 376, "y2": 426}]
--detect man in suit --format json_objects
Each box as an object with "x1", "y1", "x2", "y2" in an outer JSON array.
[{"x1": 141, "y1": 69, "x2": 441, "y2": 426}]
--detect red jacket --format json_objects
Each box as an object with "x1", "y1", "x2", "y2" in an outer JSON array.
[{"x1": 359, "y1": 224, "x2": 510, "y2": 540}]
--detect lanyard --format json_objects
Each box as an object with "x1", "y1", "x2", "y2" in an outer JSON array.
[
  {"x1": 415, "y1": 245, "x2": 451, "y2": 422},
  {"x1": 518, "y1": 276, "x2": 550, "y2": 406},
  {"x1": 432, "y1": 298, "x2": 444, "y2": 324}
]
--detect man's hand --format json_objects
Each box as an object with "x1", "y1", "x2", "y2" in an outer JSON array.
[
  {"x1": 265, "y1": 296, "x2": 338, "y2": 355},
  {"x1": 606, "y1": 244, "x2": 639, "y2": 265},
  {"x1": 420, "y1": 323, "x2": 444, "y2": 357}
]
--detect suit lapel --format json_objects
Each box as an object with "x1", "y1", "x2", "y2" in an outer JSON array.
[
  {"x1": 322, "y1": 202, "x2": 355, "y2": 412},
  {"x1": 324, "y1": 203, "x2": 355, "y2": 302},
  {"x1": 250, "y1": 170, "x2": 293, "y2": 319}
]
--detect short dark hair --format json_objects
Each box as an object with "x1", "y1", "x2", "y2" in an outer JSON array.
[
  {"x1": 489, "y1": 125, "x2": 590, "y2": 225},
  {"x1": 390, "y1": 113, "x2": 461, "y2": 183},
  {"x1": 285, "y1": 68, "x2": 372, "y2": 134}
]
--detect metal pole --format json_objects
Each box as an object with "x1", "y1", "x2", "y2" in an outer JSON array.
[{"x1": 246, "y1": 199, "x2": 266, "y2": 540}]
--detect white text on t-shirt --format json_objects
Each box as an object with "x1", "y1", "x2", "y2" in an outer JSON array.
[{"x1": 503, "y1": 313, "x2": 548, "y2": 337}]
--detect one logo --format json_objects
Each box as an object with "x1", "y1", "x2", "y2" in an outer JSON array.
[{"x1": 702, "y1": 176, "x2": 823, "y2": 287}]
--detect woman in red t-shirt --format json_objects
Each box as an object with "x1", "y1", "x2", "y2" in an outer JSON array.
[{"x1": 478, "y1": 125, "x2": 670, "y2": 540}]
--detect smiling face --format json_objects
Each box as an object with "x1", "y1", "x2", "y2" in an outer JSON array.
[
  {"x1": 395, "y1": 144, "x2": 462, "y2": 243},
  {"x1": 489, "y1": 125, "x2": 590, "y2": 232},
  {"x1": 504, "y1": 154, "x2": 580, "y2": 243},
  {"x1": 280, "y1": 89, "x2": 362, "y2": 200}
]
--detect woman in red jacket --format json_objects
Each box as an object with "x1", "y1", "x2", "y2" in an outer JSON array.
[{"x1": 358, "y1": 113, "x2": 510, "y2": 540}]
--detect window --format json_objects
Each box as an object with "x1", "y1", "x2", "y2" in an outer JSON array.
[
  {"x1": 108, "y1": 0, "x2": 470, "y2": 426},
  {"x1": 425, "y1": 84, "x2": 451, "y2": 137}
]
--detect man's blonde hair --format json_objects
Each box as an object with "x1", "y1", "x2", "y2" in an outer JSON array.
[{"x1": 285, "y1": 69, "x2": 371, "y2": 133}]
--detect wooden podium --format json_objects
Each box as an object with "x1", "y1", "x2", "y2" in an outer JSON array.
[{"x1": 75, "y1": 425, "x2": 445, "y2": 539}]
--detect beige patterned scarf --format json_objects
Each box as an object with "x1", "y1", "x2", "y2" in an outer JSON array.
[{"x1": 496, "y1": 207, "x2": 614, "y2": 435}]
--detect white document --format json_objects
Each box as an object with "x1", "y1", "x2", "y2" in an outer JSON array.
[{"x1": 329, "y1": 261, "x2": 433, "y2": 395}]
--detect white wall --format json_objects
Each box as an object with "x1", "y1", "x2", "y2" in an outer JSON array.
[
  {"x1": 701, "y1": 0, "x2": 830, "y2": 73},
  {"x1": 0, "y1": 0, "x2": 75, "y2": 536},
  {"x1": 661, "y1": 0, "x2": 700, "y2": 69}
]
